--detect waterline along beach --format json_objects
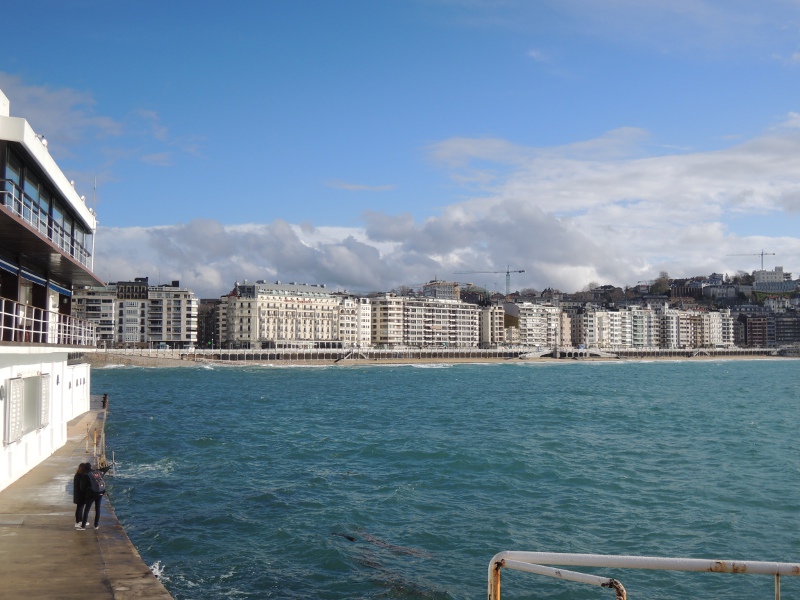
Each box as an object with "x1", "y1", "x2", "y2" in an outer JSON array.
[{"x1": 95, "y1": 359, "x2": 800, "y2": 599}]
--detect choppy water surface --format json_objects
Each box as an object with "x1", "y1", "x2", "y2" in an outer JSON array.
[{"x1": 93, "y1": 360, "x2": 800, "y2": 599}]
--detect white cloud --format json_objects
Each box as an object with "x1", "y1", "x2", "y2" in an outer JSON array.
[
  {"x1": 0, "y1": 72, "x2": 122, "y2": 156},
  {"x1": 92, "y1": 116, "x2": 800, "y2": 298},
  {"x1": 781, "y1": 112, "x2": 800, "y2": 129},
  {"x1": 527, "y1": 49, "x2": 549, "y2": 62},
  {"x1": 141, "y1": 152, "x2": 172, "y2": 166},
  {"x1": 325, "y1": 180, "x2": 395, "y2": 192}
]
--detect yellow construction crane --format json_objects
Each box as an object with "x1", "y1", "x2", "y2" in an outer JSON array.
[
  {"x1": 454, "y1": 266, "x2": 525, "y2": 297},
  {"x1": 726, "y1": 250, "x2": 775, "y2": 270}
]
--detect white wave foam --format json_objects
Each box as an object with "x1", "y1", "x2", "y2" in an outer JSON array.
[
  {"x1": 150, "y1": 560, "x2": 167, "y2": 581},
  {"x1": 113, "y1": 458, "x2": 175, "y2": 480}
]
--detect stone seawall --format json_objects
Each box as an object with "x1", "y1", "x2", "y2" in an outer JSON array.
[{"x1": 85, "y1": 352, "x2": 197, "y2": 369}]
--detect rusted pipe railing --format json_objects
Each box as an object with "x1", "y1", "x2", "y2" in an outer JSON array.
[
  {"x1": 488, "y1": 552, "x2": 800, "y2": 600},
  {"x1": 490, "y1": 557, "x2": 625, "y2": 600}
]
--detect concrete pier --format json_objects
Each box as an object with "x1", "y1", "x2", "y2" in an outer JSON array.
[{"x1": 0, "y1": 397, "x2": 171, "y2": 599}]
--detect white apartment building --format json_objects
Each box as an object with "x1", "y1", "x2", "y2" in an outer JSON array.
[
  {"x1": 72, "y1": 278, "x2": 198, "y2": 348},
  {"x1": 507, "y1": 302, "x2": 566, "y2": 348},
  {"x1": 661, "y1": 307, "x2": 695, "y2": 349},
  {"x1": 148, "y1": 282, "x2": 198, "y2": 347},
  {"x1": 224, "y1": 281, "x2": 340, "y2": 349},
  {"x1": 371, "y1": 295, "x2": 480, "y2": 347},
  {"x1": 70, "y1": 285, "x2": 116, "y2": 346},
  {"x1": 629, "y1": 306, "x2": 661, "y2": 348},
  {"x1": 692, "y1": 309, "x2": 734, "y2": 348},
  {"x1": 581, "y1": 309, "x2": 625, "y2": 349},
  {"x1": 574, "y1": 305, "x2": 733, "y2": 350},
  {"x1": 335, "y1": 294, "x2": 372, "y2": 348},
  {"x1": 371, "y1": 295, "x2": 404, "y2": 346}
]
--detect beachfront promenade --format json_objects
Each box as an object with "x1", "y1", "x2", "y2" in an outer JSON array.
[
  {"x1": 0, "y1": 397, "x2": 171, "y2": 599},
  {"x1": 87, "y1": 345, "x2": 785, "y2": 369}
]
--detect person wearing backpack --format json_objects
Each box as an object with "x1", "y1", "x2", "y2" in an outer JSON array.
[
  {"x1": 72, "y1": 462, "x2": 90, "y2": 529},
  {"x1": 78, "y1": 466, "x2": 106, "y2": 530}
]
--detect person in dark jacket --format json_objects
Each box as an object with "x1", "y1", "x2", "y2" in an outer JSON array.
[
  {"x1": 79, "y1": 463, "x2": 103, "y2": 530},
  {"x1": 73, "y1": 462, "x2": 90, "y2": 529}
]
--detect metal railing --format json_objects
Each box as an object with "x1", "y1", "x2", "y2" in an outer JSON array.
[
  {"x1": 0, "y1": 296, "x2": 96, "y2": 346},
  {"x1": 488, "y1": 552, "x2": 800, "y2": 599}
]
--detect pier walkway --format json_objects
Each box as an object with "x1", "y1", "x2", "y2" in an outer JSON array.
[{"x1": 0, "y1": 397, "x2": 171, "y2": 599}]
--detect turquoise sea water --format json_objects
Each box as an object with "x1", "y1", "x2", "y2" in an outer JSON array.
[{"x1": 92, "y1": 360, "x2": 800, "y2": 599}]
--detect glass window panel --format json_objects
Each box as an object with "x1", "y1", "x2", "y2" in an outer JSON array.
[
  {"x1": 51, "y1": 201, "x2": 64, "y2": 225},
  {"x1": 38, "y1": 188, "x2": 50, "y2": 213},
  {"x1": 25, "y1": 172, "x2": 39, "y2": 203},
  {"x1": 6, "y1": 152, "x2": 21, "y2": 184}
]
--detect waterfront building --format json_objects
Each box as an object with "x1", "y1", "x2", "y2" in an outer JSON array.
[
  {"x1": 660, "y1": 306, "x2": 694, "y2": 349},
  {"x1": 371, "y1": 294, "x2": 480, "y2": 347},
  {"x1": 147, "y1": 281, "x2": 198, "y2": 348},
  {"x1": 197, "y1": 298, "x2": 220, "y2": 349},
  {"x1": 335, "y1": 294, "x2": 372, "y2": 348},
  {"x1": 506, "y1": 302, "x2": 565, "y2": 348},
  {"x1": 223, "y1": 281, "x2": 339, "y2": 349},
  {"x1": 0, "y1": 88, "x2": 99, "y2": 491},
  {"x1": 737, "y1": 313, "x2": 775, "y2": 347},
  {"x1": 570, "y1": 304, "x2": 733, "y2": 351},
  {"x1": 70, "y1": 284, "x2": 117, "y2": 346},
  {"x1": 629, "y1": 305, "x2": 661, "y2": 348},
  {"x1": 775, "y1": 313, "x2": 800, "y2": 346},
  {"x1": 692, "y1": 309, "x2": 734, "y2": 348},
  {"x1": 480, "y1": 305, "x2": 505, "y2": 347},
  {"x1": 216, "y1": 294, "x2": 229, "y2": 348},
  {"x1": 72, "y1": 277, "x2": 198, "y2": 348},
  {"x1": 371, "y1": 295, "x2": 404, "y2": 346},
  {"x1": 580, "y1": 309, "x2": 608, "y2": 349}
]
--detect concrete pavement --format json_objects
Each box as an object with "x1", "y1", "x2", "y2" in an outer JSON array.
[{"x1": 0, "y1": 397, "x2": 172, "y2": 599}]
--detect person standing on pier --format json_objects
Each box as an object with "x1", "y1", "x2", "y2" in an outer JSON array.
[
  {"x1": 79, "y1": 464, "x2": 105, "y2": 530},
  {"x1": 72, "y1": 462, "x2": 90, "y2": 528}
]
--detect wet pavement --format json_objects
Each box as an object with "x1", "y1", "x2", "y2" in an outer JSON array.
[{"x1": 0, "y1": 397, "x2": 172, "y2": 599}]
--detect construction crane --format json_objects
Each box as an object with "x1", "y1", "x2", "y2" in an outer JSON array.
[
  {"x1": 726, "y1": 250, "x2": 776, "y2": 270},
  {"x1": 454, "y1": 266, "x2": 525, "y2": 297}
]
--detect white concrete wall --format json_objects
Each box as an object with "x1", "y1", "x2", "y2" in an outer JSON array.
[{"x1": 0, "y1": 350, "x2": 91, "y2": 492}]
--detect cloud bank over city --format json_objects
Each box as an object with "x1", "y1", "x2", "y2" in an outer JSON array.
[{"x1": 95, "y1": 117, "x2": 800, "y2": 298}]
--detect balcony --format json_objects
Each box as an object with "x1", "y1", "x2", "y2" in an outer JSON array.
[
  {"x1": 1, "y1": 180, "x2": 99, "y2": 284},
  {"x1": 0, "y1": 296, "x2": 96, "y2": 346}
]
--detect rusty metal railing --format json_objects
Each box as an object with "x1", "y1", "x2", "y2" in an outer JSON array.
[{"x1": 488, "y1": 552, "x2": 800, "y2": 600}]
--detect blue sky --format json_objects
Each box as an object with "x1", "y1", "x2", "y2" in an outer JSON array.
[{"x1": 3, "y1": 1, "x2": 800, "y2": 297}]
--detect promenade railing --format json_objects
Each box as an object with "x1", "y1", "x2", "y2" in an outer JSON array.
[
  {"x1": 0, "y1": 296, "x2": 96, "y2": 346},
  {"x1": 488, "y1": 551, "x2": 800, "y2": 599}
]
